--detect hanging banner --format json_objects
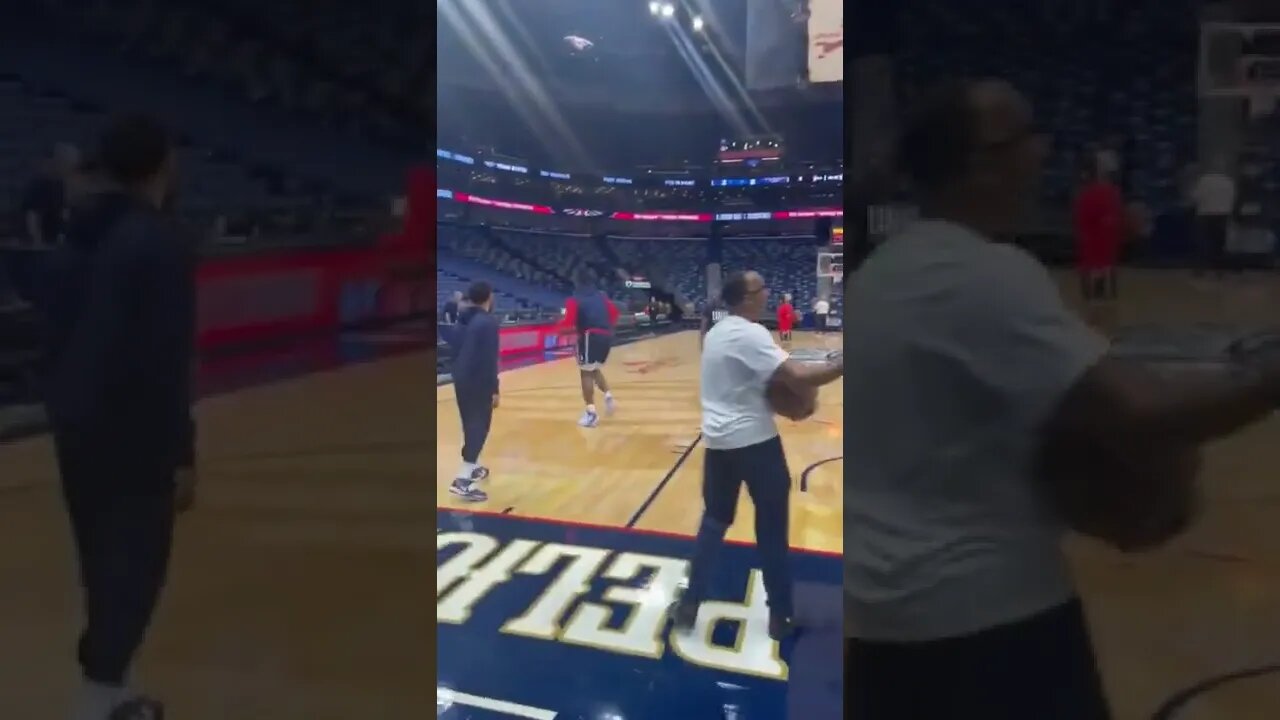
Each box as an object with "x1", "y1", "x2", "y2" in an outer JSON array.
[{"x1": 808, "y1": 0, "x2": 844, "y2": 84}]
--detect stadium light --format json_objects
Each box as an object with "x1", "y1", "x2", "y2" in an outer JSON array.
[
  {"x1": 648, "y1": 1, "x2": 661, "y2": 16},
  {"x1": 660, "y1": 3, "x2": 675, "y2": 19},
  {"x1": 691, "y1": 15, "x2": 704, "y2": 31}
]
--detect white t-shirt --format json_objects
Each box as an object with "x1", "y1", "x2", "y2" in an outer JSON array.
[
  {"x1": 701, "y1": 315, "x2": 789, "y2": 450},
  {"x1": 814, "y1": 299, "x2": 830, "y2": 315},
  {"x1": 1193, "y1": 172, "x2": 1236, "y2": 216},
  {"x1": 843, "y1": 220, "x2": 1108, "y2": 642}
]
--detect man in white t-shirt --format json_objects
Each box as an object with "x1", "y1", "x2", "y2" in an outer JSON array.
[
  {"x1": 844, "y1": 79, "x2": 1280, "y2": 719},
  {"x1": 812, "y1": 297, "x2": 830, "y2": 332},
  {"x1": 668, "y1": 270, "x2": 842, "y2": 641},
  {"x1": 1191, "y1": 163, "x2": 1236, "y2": 275}
]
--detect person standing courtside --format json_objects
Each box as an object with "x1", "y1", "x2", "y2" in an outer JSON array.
[
  {"x1": 43, "y1": 115, "x2": 196, "y2": 720},
  {"x1": 776, "y1": 293, "x2": 796, "y2": 344},
  {"x1": 448, "y1": 281, "x2": 500, "y2": 502},
  {"x1": 1191, "y1": 159, "x2": 1236, "y2": 277},
  {"x1": 844, "y1": 79, "x2": 1280, "y2": 719},
  {"x1": 442, "y1": 290, "x2": 463, "y2": 325},
  {"x1": 20, "y1": 143, "x2": 79, "y2": 246},
  {"x1": 557, "y1": 270, "x2": 619, "y2": 427},
  {"x1": 812, "y1": 295, "x2": 830, "y2": 332},
  {"x1": 669, "y1": 270, "x2": 842, "y2": 640},
  {"x1": 699, "y1": 293, "x2": 728, "y2": 351},
  {"x1": 1073, "y1": 161, "x2": 1125, "y2": 331}
]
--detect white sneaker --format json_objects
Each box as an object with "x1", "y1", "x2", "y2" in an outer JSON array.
[
  {"x1": 578, "y1": 410, "x2": 599, "y2": 427},
  {"x1": 604, "y1": 395, "x2": 617, "y2": 416}
]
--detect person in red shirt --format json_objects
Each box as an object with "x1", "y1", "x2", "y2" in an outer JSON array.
[
  {"x1": 776, "y1": 293, "x2": 796, "y2": 344},
  {"x1": 556, "y1": 272, "x2": 621, "y2": 427},
  {"x1": 1073, "y1": 164, "x2": 1125, "y2": 329}
]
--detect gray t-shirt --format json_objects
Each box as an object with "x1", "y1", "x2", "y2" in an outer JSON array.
[{"x1": 843, "y1": 220, "x2": 1108, "y2": 641}]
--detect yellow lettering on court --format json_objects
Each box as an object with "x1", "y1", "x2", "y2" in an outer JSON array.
[
  {"x1": 501, "y1": 543, "x2": 612, "y2": 640},
  {"x1": 437, "y1": 532, "x2": 498, "y2": 595},
  {"x1": 560, "y1": 552, "x2": 687, "y2": 659},
  {"x1": 437, "y1": 533, "x2": 540, "y2": 625},
  {"x1": 668, "y1": 570, "x2": 788, "y2": 680}
]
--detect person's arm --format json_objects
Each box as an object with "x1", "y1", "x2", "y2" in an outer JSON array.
[
  {"x1": 1048, "y1": 358, "x2": 1280, "y2": 455},
  {"x1": 732, "y1": 323, "x2": 842, "y2": 390},
  {"x1": 556, "y1": 296, "x2": 579, "y2": 332},
  {"x1": 771, "y1": 353, "x2": 843, "y2": 390},
  {"x1": 606, "y1": 297, "x2": 620, "y2": 327},
  {"x1": 477, "y1": 314, "x2": 501, "y2": 397},
  {"x1": 136, "y1": 230, "x2": 197, "y2": 468},
  {"x1": 953, "y1": 245, "x2": 1279, "y2": 511}
]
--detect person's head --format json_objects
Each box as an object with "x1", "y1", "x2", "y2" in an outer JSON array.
[
  {"x1": 452, "y1": 290, "x2": 463, "y2": 302},
  {"x1": 783, "y1": 293, "x2": 792, "y2": 304},
  {"x1": 897, "y1": 78, "x2": 1046, "y2": 232},
  {"x1": 466, "y1": 281, "x2": 493, "y2": 312},
  {"x1": 96, "y1": 114, "x2": 176, "y2": 208},
  {"x1": 721, "y1": 270, "x2": 769, "y2": 320}
]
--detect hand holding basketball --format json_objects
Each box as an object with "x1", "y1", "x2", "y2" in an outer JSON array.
[
  {"x1": 1042, "y1": 443, "x2": 1203, "y2": 552},
  {"x1": 767, "y1": 378, "x2": 818, "y2": 421}
]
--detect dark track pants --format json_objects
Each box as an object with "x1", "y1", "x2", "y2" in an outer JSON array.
[
  {"x1": 846, "y1": 598, "x2": 1111, "y2": 719},
  {"x1": 456, "y1": 387, "x2": 494, "y2": 464},
  {"x1": 53, "y1": 432, "x2": 176, "y2": 686},
  {"x1": 684, "y1": 435, "x2": 794, "y2": 617}
]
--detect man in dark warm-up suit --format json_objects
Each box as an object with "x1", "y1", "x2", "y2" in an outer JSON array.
[{"x1": 43, "y1": 115, "x2": 196, "y2": 720}]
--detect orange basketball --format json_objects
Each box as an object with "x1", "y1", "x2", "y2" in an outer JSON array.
[
  {"x1": 1040, "y1": 442, "x2": 1202, "y2": 552},
  {"x1": 766, "y1": 379, "x2": 817, "y2": 421}
]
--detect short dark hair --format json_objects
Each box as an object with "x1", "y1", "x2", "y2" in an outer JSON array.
[
  {"x1": 897, "y1": 79, "x2": 977, "y2": 192},
  {"x1": 97, "y1": 114, "x2": 172, "y2": 185},
  {"x1": 466, "y1": 281, "x2": 492, "y2": 305},
  {"x1": 721, "y1": 271, "x2": 750, "y2": 307}
]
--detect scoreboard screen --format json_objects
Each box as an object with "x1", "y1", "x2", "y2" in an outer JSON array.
[
  {"x1": 831, "y1": 225, "x2": 844, "y2": 245},
  {"x1": 808, "y1": 0, "x2": 843, "y2": 83}
]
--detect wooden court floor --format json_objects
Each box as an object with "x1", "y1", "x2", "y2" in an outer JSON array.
[
  {"x1": 0, "y1": 352, "x2": 434, "y2": 719},
  {"x1": 435, "y1": 330, "x2": 844, "y2": 554},
  {"x1": 1050, "y1": 270, "x2": 1280, "y2": 719}
]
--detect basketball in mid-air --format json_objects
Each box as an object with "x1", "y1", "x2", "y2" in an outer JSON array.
[{"x1": 766, "y1": 379, "x2": 817, "y2": 421}]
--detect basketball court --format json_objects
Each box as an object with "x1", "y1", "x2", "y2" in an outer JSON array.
[
  {"x1": 0, "y1": 330, "x2": 433, "y2": 719},
  {"x1": 436, "y1": 328, "x2": 844, "y2": 719}
]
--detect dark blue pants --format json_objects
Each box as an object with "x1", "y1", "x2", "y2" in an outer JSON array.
[
  {"x1": 685, "y1": 435, "x2": 794, "y2": 617},
  {"x1": 846, "y1": 598, "x2": 1111, "y2": 719},
  {"x1": 456, "y1": 386, "x2": 493, "y2": 464},
  {"x1": 53, "y1": 431, "x2": 175, "y2": 686}
]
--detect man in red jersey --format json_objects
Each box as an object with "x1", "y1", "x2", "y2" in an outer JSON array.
[
  {"x1": 1073, "y1": 163, "x2": 1125, "y2": 330},
  {"x1": 776, "y1": 293, "x2": 796, "y2": 344},
  {"x1": 557, "y1": 270, "x2": 620, "y2": 427}
]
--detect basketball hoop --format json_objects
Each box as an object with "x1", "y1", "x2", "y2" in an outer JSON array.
[{"x1": 817, "y1": 251, "x2": 843, "y2": 281}]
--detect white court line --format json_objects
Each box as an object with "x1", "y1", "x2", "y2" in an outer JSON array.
[{"x1": 438, "y1": 688, "x2": 558, "y2": 719}]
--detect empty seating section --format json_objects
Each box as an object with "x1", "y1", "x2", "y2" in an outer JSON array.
[
  {"x1": 435, "y1": 228, "x2": 840, "y2": 316},
  {"x1": 722, "y1": 239, "x2": 830, "y2": 309},
  {"x1": 898, "y1": 0, "x2": 1198, "y2": 212},
  {"x1": 0, "y1": 0, "x2": 420, "y2": 224}
]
